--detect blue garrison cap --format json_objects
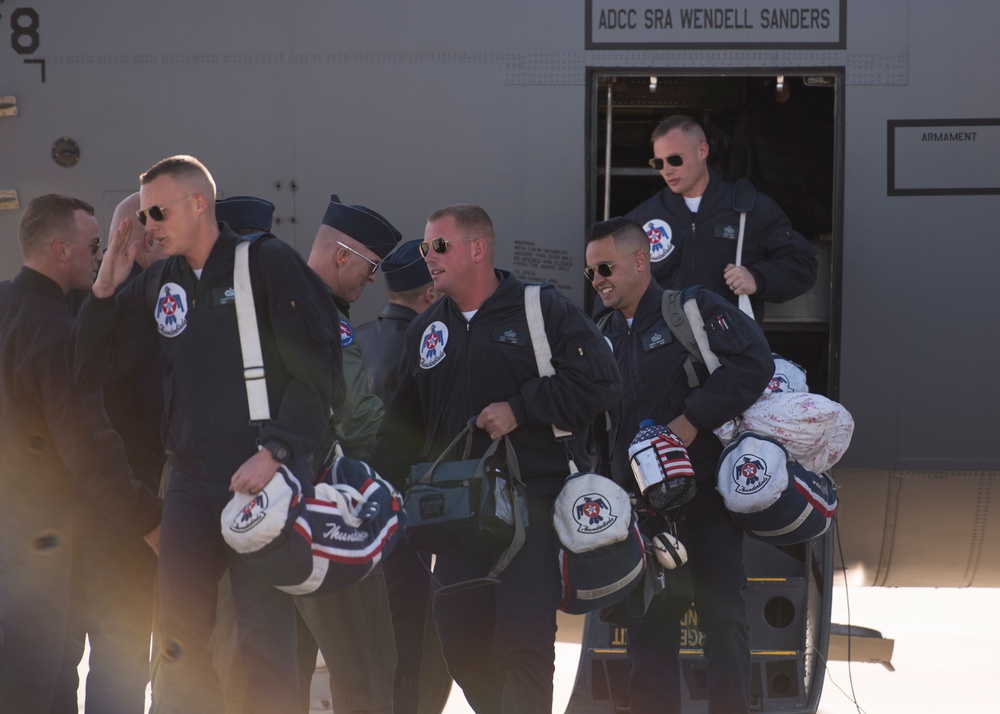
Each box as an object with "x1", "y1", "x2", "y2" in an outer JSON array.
[
  {"x1": 382, "y1": 239, "x2": 432, "y2": 292},
  {"x1": 321, "y1": 194, "x2": 401, "y2": 259},
  {"x1": 216, "y1": 195, "x2": 275, "y2": 234}
]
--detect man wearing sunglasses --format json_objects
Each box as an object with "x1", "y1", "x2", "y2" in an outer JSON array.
[
  {"x1": 143, "y1": 193, "x2": 278, "y2": 714},
  {"x1": 626, "y1": 114, "x2": 817, "y2": 320},
  {"x1": 306, "y1": 194, "x2": 400, "y2": 458},
  {"x1": 586, "y1": 216, "x2": 774, "y2": 714},
  {"x1": 70, "y1": 156, "x2": 341, "y2": 714},
  {"x1": 0, "y1": 194, "x2": 162, "y2": 712},
  {"x1": 368, "y1": 204, "x2": 621, "y2": 714},
  {"x1": 58, "y1": 191, "x2": 170, "y2": 714},
  {"x1": 301, "y1": 194, "x2": 401, "y2": 714}
]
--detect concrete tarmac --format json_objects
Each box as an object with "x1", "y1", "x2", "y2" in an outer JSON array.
[{"x1": 76, "y1": 587, "x2": 999, "y2": 713}]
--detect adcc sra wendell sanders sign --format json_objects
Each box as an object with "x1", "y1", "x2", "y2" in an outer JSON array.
[{"x1": 586, "y1": 0, "x2": 845, "y2": 50}]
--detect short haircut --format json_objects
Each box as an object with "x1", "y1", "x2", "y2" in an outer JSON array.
[
  {"x1": 139, "y1": 154, "x2": 217, "y2": 199},
  {"x1": 427, "y1": 204, "x2": 495, "y2": 243},
  {"x1": 650, "y1": 114, "x2": 706, "y2": 144},
  {"x1": 585, "y1": 216, "x2": 649, "y2": 256},
  {"x1": 18, "y1": 194, "x2": 94, "y2": 258}
]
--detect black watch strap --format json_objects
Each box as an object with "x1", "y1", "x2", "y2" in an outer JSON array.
[{"x1": 260, "y1": 438, "x2": 292, "y2": 464}]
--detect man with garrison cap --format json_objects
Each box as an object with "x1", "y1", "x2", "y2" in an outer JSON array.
[
  {"x1": 297, "y1": 194, "x2": 401, "y2": 714},
  {"x1": 356, "y1": 239, "x2": 450, "y2": 714},
  {"x1": 357, "y1": 239, "x2": 438, "y2": 401},
  {"x1": 307, "y1": 194, "x2": 399, "y2": 454}
]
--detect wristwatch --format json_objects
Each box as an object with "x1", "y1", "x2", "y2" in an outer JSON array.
[{"x1": 260, "y1": 438, "x2": 292, "y2": 464}]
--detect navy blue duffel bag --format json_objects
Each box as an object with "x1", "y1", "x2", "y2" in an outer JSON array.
[
  {"x1": 553, "y1": 471, "x2": 646, "y2": 614},
  {"x1": 221, "y1": 456, "x2": 404, "y2": 595},
  {"x1": 716, "y1": 432, "x2": 838, "y2": 545}
]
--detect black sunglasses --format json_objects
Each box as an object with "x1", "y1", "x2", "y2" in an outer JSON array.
[
  {"x1": 418, "y1": 237, "x2": 477, "y2": 258},
  {"x1": 135, "y1": 205, "x2": 167, "y2": 226},
  {"x1": 648, "y1": 154, "x2": 684, "y2": 170},
  {"x1": 583, "y1": 252, "x2": 637, "y2": 282}
]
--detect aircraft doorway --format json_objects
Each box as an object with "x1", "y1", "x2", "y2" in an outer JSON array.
[{"x1": 587, "y1": 71, "x2": 841, "y2": 398}]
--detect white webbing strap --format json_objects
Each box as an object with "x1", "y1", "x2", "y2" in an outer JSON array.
[
  {"x1": 524, "y1": 285, "x2": 577, "y2": 472},
  {"x1": 524, "y1": 286, "x2": 554, "y2": 377},
  {"x1": 735, "y1": 212, "x2": 755, "y2": 320},
  {"x1": 681, "y1": 297, "x2": 722, "y2": 375},
  {"x1": 234, "y1": 241, "x2": 271, "y2": 422}
]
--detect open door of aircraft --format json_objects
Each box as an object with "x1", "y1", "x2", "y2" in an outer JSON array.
[{"x1": 566, "y1": 69, "x2": 841, "y2": 713}]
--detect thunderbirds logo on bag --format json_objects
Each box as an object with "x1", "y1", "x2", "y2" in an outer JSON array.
[
  {"x1": 230, "y1": 492, "x2": 269, "y2": 533},
  {"x1": 732, "y1": 454, "x2": 771, "y2": 495},
  {"x1": 419, "y1": 322, "x2": 449, "y2": 369},
  {"x1": 767, "y1": 372, "x2": 797, "y2": 393},
  {"x1": 155, "y1": 282, "x2": 188, "y2": 337},
  {"x1": 642, "y1": 219, "x2": 675, "y2": 263},
  {"x1": 571, "y1": 493, "x2": 618, "y2": 534}
]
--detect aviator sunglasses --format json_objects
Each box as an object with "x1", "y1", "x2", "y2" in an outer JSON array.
[
  {"x1": 583, "y1": 251, "x2": 638, "y2": 282},
  {"x1": 136, "y1": 194, "x2": 193, "y2": 226},
  {"x1": 337, "y1": 240, "x2": 380, "y2": 275},
  {"x1": 418, "y1": 237, "x2": 477, "y2": 258},
  {"x1": 648, "y1": 154, "x2": 684, "y2": 170},
  {"x1": 136, "y1": 205, "x2": 168, "y2": 226}
]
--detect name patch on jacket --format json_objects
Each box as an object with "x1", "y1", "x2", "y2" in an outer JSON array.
[
  {"x1": 212, "y1": 286, "x2": 236, "y2": 307},
  {"x1": 641, "y1": 219, "x2": 675, "y2": 263},
  {"x1": 714, "y1": 223, "x2": 738, "y2": 241},
  {"x1": 419, "y1": 321, "x2": 449, "y2": 369},
  {"x1": 155, "y1": 282, "x2": 189, "y2": 338},
  {"x1": 492, "y1": 326, "x2": 526, "y2": 346},
  {"x1": 340, "y1": 319, "x2": 355, "y2": 347},
  {"x1": 641, "y1": 328, "x2": 672, "y2": 352}
]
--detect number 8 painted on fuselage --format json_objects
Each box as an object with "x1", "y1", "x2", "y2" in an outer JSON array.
[{"x1": 11, "y1": 8, "x2": 40, "y2": 55}]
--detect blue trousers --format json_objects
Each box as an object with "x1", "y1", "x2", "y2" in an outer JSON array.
[
  {"x1": 627, "y1": 485, "x2": 750, "y2": 714},
  {"x1": 382, "y1": 541, "x2": 451, "y2": 714},
  {"x1": 294, "y1": 566, "x2": 397, "y2": 714},
  {"x1": 432, "y1": 495, "x2": 561, "y2": 714},
  {"x1": 155, "y1": 471, "x2": 300, "y2": 714}
]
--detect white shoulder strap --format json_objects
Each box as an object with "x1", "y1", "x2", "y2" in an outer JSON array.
[
  {"x1": 234, "y1": 241, "x2": 271, "y2": 422},
  {"x1": 681, "y1": 296, "x2": 722, "y2": 375},
  {"x1": 524, "y1": 285, "x2": 553, "y2": 376},
  {"x1": 734, "y1": 213, "x2": 755, "y2": 320},
  {"x1": 524, "y1": 285, "x2": 573, "y2": 445}
]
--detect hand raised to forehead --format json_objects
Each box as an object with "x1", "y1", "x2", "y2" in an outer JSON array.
[{"x1": 92, "y1": 218, "x2": 140, "y2": 298}]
